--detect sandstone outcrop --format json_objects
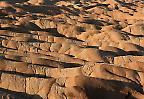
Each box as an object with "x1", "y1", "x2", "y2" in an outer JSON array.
[{"x1": 0, "y1": 0, "x2": 144, "y2": 98}]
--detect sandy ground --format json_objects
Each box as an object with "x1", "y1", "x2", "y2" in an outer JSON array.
[{"x1": 0, "y1": 0, "x2": 144, "y2": 99}]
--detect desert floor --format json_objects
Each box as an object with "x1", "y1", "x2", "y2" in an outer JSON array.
[{"x1": 0, "y1": 0, "x2": 144, "y2": 99}]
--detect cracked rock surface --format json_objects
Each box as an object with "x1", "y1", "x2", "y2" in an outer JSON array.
[{"x1": 0, "y1": 0, "x2": 144, "y2": 99}]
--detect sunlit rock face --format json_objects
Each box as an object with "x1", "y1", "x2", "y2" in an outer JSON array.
[{"x1": 0, "y1": 0, "x2": 144, "y2": 99}]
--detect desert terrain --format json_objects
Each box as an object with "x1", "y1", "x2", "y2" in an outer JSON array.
[{"x1": 0, "y1": 0, "x2": 144, "y2": 99}]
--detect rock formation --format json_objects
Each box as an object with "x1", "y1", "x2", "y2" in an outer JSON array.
[{"x1": 0, "y1": 0, "x2": 144, "y2": 98}]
